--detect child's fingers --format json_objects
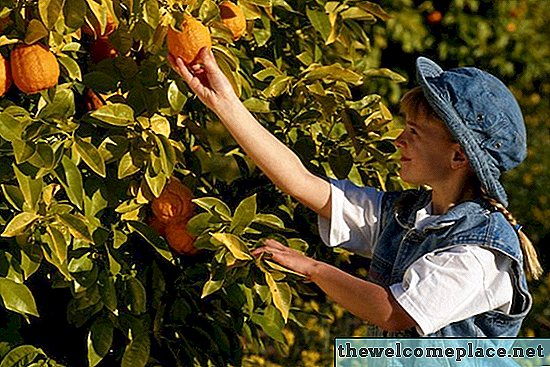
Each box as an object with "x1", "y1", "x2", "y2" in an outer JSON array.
[{"x1": 263, "y1": 238, "x2": 288, "y2": 250}]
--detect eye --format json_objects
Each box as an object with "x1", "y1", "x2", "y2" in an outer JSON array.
[{"x1": 409, "y1": 127, "x2": 417, "y2": 135}]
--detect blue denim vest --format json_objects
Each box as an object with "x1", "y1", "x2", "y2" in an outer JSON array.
[{"x1": 366, "y1": 189, "x2": 532, "y2": 337}]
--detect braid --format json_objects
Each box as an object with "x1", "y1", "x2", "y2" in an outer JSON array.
[{"x1": 482, "y1": 194, "x2": 543, "y2": 280}]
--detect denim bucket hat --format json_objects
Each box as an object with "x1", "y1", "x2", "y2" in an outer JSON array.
[{"x1": 415, "y1": 57, "x2": 527, "y2": 207}]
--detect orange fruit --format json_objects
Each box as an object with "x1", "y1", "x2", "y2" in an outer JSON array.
[
  {"x1": 167, "y1": 14, "x2": 211, "y2": 65},
  {"x1": 219, "y1": 1, "x2": 246, "y2": 41},
  {"x1": 83, "y1": 88, "x2": 105, "y2": 111},
  {"x1": 426, "y1": 10, "x2": 442, "y2": 25},
  {"x1": 165, "y1": 221, "x2": 198, "y2": 255},
  {"x1": 147, "y1": 216, "x2": 167, "y2": 237},
  {"x1": 151, "y1": 177, "x2": 194, "y2": 224},
  {"x1": 10, "y1": 43, "x2": 60, "y2": 94},
  {"x1": 0, "y1": 54, "x2": 11, "y2": 97},
  {"x1": 90, "y1": 37, "x2": 118, "y2": 63}
]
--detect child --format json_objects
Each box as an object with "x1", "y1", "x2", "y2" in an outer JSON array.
[{"x1": 168, "y1": 49, "x2": 541, "y2": 337}]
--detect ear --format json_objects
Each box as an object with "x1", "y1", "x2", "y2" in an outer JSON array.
[{"x1": 450, "y1": 144, "x2": 469, "y2": 170}]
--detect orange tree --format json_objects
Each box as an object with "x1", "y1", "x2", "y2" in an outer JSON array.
[{"x1": 0, "y1": 0, "x2": 404, "y2": 366}]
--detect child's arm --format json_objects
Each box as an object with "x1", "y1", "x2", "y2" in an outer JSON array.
[
  {"x1": 169, "y1": 49, "x2": 331, "y2": 218},
  {"x1": 253, "y1": 239, "x2": 416, "y2": 332}
]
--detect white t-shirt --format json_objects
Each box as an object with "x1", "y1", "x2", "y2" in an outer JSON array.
[{"x1": 317, "y1": 179, "x2": 514, "y2": 336}]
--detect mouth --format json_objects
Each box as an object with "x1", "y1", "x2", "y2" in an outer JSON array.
[{"x1": 400, "y1": 156, "x2": 411, "y2": 163}]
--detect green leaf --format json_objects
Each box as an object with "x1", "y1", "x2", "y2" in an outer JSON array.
[
  {"x1": 68, "y1": 253, "x2": 93, "y2": 273},
  {"x1": 242, "y1": 98, "x2": 270, "y2": 113},
  {"x1": 99, "y1": 273, "x2": 117, "y2": 312},
  {"x1": 329, "y1": 147, "x2": 353, "y2": 179},
  {"x1": 303, "y1": 64, "x2": 363, "y2": 85},
  {"x1": 13, "y1": 165, "x2": 42, "y2": 211},
  {"x1": 56, "y1": 213, "x2": 93, "y2": 243},
  {"x1": 211, "y1": 233, "x2": 252, "y2": 260},
  {"x1": 262, "y1": 75, "x2": 292, "y2": 98},
  {"x1": 121, "y1": 333, "x2": 150, "y2": 367},
  {"x1": 154, "y1": 134, "x2": 176, "y2": 175},
  {"x1": 38, "y1": 88, "x2": 75, "y2": 120},
  {"x1": 45, "y1": 225, "x2": 68, "y2": 265},
  {"x1": 26, "y1": 143, "x2": 55, "y2": 171},
  {"x1": 0, "y1": 112, "x2": 23, "y2": 142},
  {"x1": 98, "y1": 135, "x2": 129, "y2": 163},
  {"x1": 74, "y1": 137, "x2": 106, "y2": 177},
  {"x1": 201, "y1": 278, "x2": 224, "y2": 299},
  {"x1": 58, "y1": 55, "x2": 82, "y2": 81},
  {"x1": 145, "y1": 172, "x2": 166, "y2": 199},
  {"x1": 364, "y1": 68, "x2": 407, "y2": 83},
  {"x1": 264, "y1": 272, "x2": 291, "y2": 322},
  {"x1": 142, "y1": 0, "x2": 160, "y2": 28},
  {"x1": 250, "y1": 310, "x2": 285, "y2": 343},
  {"x1": 118, "y1": 152, "x2": 141, "y2": 179},
  {"x1": 230, "y1": 194, "x2": 257, "y2": 234},
  {"x1": 1, "y1": 185, "x2": 24, "y2": 211},
  {"x1": 12, "y1": 139, "x2": 35, "y2": 165},
  {"x1": 167, "y1": 81, "x2": 186, "y2": 113},
  {"x1": 0, "y1": 345, "x2": 43, "y2": 367},
  {"x1": 24, "y1": 19, "x2": 49, "y2": 44},
  {"x1": 87, "y1": 317, "x2": 113, "y2": 367},
  {"x1": 252, "y1": 213, "x2": 285, "y2": 229},
  {"x1": 193, "y1": 197, "x2": 232, "y2": 220},
  {"x1": 63, "y1": 0, "x2": 86, "y2": 29},
  {"x1": 149, "y1": 115, "x2": 170, "y2": 138},
  {"x1": 90, "y1": 104, "x2": 135, "y2": 126},
  {"x1": 127, "y1": 277, "x2": 146, "y2": 315},
  {"x1": 357, "y1": 1, "x2": 391, "y2": 21},
  {"x1": 1, "y1": 212, "x2": 39, "y2": 237},
  {"x1": 83, "y1": 71, "x2": 118, "y2": 92},
  {"x1": 38, "y1": 0, "x2": 64, "y2": 29},
  {"x1": 306, "y1": 7, "x2": 331, "y2": 42},
  {"x1": 0, "y1": 277, "x2": 39, "y2": 318},
  {"x1": 54, "y1": 155, "x2": 84, "y2": 210},
  {"x1": 127, "y1": 221, "x2": 174, "y2": 262}
]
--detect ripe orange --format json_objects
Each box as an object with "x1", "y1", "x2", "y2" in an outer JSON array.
[
  {"x1": 151, "y1": 177, "x2": 194, "y2": 224},
  {"x1": 0, "y1": 54, "x2": 11, "y2": 97},
  {"x1": 10, "y1": 43, "x2": 60, "y2": 94},
  {"x1": 147, "y1": 216, "x2": 167, "y2": 237},
  {"x1": 165, "y1": 221, "x2": 198, "y2": 255},
  {"x1": 90, "y1": 37, "x2": 118, "y2": 63},
  {"x1": 83, "y1": 88, "x2": 105, "y2": 111},
  {"x1": 426, "y1": 11, "x2": 442, "y2": 25},
  {"x1": 167, "y1": 14, "x2": 211, "y2": 65},
  {"x1": 219, "y1": 1, "x2": 246, "y2": 41}
]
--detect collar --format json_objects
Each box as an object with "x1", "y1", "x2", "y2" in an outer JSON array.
[{"x1": 395, "y1": 191, "x2": 489, "y2": 231}]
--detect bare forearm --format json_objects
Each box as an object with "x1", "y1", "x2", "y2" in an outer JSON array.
[
  {"x1": 213, "y1": 97, "x2": 331, "y2": 217},
  {"x1": 308, "y1": 262, "x2": 415, "y2": 331}
]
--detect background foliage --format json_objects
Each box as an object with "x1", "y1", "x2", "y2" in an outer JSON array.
[{"x1": 0, "y1": 0, "x2": 548, "y2": 366}]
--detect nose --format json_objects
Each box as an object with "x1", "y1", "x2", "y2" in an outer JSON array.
[{"x1": 394, "y1": 130, "x2": 407, "y2": 149}]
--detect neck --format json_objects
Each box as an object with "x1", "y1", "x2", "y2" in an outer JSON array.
[{"x1": 430, "y1": 176, "x2": 481, "y2": 215}]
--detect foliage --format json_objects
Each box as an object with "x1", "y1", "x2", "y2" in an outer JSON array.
[{"x1": 0, "y1": 0, "x2": 403, "y2": 365}]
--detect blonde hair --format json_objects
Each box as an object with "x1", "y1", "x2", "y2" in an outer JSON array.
[
  {"x1": 401, "y1": 86, "x2": 543, "y2": 280},
  {"x1": 482, "y1": 193, "x2": 543, "y2": 280}
]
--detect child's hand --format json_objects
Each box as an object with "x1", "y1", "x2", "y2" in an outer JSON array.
[
  {"x1": 252, "y1": 239, "x2": 319, "y2": 278},
  {"x1": 168, "y1": 47, "x2": 237, "y2": 113}
]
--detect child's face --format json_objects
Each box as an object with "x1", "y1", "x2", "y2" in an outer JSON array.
[{"x1": 395, "y1": 110, "x2": 460, "y2": 188}]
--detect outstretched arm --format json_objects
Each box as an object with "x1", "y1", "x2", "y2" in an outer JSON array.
[
  {"x1": 169, "y1": 49, "x2": 331, "y2": 218},
  {"x1": 253, "y1": 239, "x2": 416, "y2": 332}
]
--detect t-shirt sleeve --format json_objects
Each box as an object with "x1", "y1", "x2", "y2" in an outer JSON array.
[
  {"x1": 317, "y1": 179, "x2": 384, "y2": 257},
  {"x1": 389, "y1": 246, "x2": 514, "y2": 336}
]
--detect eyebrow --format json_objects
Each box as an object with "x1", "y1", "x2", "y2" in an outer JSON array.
[{"x1": 405, "y1": 120, "x2": 421, "y2": 130}]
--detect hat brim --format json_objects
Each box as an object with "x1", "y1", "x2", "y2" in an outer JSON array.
[{"x1": 415, "y1": 57, "x2": 508, "y2": 206}]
